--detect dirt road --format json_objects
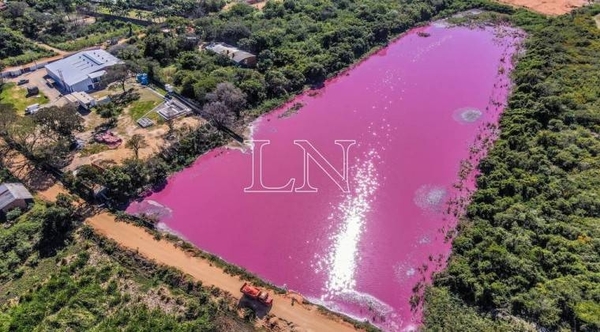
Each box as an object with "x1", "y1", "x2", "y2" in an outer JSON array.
[
  {"x1": 88, "y1": 213, "x2": 360, "y2": 332},
  {"x1": 0, "y1": 144, "x2": 361, "y2": 332},
  {"x1": 34, "y1": 42, "x2": 68, "y2": 56},
  {"x1": 495, "y1": 0, "x2": 587, "y2": 15}
]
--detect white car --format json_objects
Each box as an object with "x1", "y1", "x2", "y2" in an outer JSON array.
[{"x1": 25, "y1": 104, "x2": 40, "y2": 115}]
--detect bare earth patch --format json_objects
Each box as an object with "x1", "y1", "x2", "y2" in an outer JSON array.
[
  {"x1": 68, "y1": 83, "x2": 204, "y2": 171},
  {"x1": 68, "y1": 115, "x2": 203, "y2": 170},
  {"x1": 495, "y1": 0, "x2": 588, "y2": 15},
  {"x1": 223, "y1": 0, "x2": 274, "y2": 11}
]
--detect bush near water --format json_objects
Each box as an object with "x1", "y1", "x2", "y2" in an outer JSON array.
[{"x1": 424, "y1": 5, "x2": 600, "y2": 332}]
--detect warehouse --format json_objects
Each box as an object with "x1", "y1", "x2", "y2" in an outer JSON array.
[{"x1": 45, "y1": 49, "x2": 122, "y2": 93}]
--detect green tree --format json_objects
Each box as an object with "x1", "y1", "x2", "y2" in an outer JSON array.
[
  {"x1": 126, "y1": 133, "x2": 147, "y2": 159},
  {"x1": 32, "y1": 104, "x2": 84, "y2": 140}
]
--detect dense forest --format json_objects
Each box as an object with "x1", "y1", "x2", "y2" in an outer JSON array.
[
  {"x1": 113, "y1": 0, "x2": 457, "y2": 114},
  {"x1": 424, "y1": 5, "x2": 600, "y2": 332}
]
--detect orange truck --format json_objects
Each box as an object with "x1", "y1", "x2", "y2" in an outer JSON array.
[{"x1": 240, "y1": 282, "x2": 273, "y2": 306}]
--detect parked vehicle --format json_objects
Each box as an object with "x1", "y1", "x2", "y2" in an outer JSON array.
[
  {"x1": 25, "y1": 104, "x2": 40, "y2": 115},
  {"x1": 240, "y1": 282, "x2": 273, "y2": 306},
  {"x1": 26, "y1": 86, "x2": 39, "y2": 96},
  {"x1": 17, "y1": 79, "x2": 29, "y2": 85}
]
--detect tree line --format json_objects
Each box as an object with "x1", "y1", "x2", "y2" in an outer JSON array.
[{"x1": 424, "y1": 5, "x2": 600, "y2": 331}]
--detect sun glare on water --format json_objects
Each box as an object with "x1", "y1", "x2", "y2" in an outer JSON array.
[{"x1": 324, "y1": 150, "x2": 379, "y2": 293}]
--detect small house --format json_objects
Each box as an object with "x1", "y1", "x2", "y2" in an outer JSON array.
[
  {"x1": 0, "y1": 183, "x2": 34, "y2": 214},
  {"x1": 205, "y1": 42, "x2": 257, "y2": 68},
  {"x1": 65, "y1": 91, "x2": 96, "y2": 110}
]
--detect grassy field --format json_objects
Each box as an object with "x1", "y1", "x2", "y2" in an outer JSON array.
[
  {"x1": 127, "y1": 88, "x2": 163, "y2": 122},
  {"x1": 95, "y1": 6, "x2": 164, "y2": 22},
  {"x1": 79, "y1": 143, "x2": 109, "y2": 157},
  {"x1": 0, "y1": 83, "x2": 49, "y2": 113}
]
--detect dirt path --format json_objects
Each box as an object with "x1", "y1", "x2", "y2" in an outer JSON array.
[
  {"x1": 223, "y1": 0, "x2": 272, "y2": 11},
  {"x1": 34, "y1": 42, "x2": 68, "y2": 56},
  {"x1": 0, "y1": 143, "x2": 361, "y2": 331},
  {"x1": 88, "y1": 213, "x2": 360, "y2": 332},
  {"x1": 495, "y1": 0, "x2": 587, "y2": 15}
]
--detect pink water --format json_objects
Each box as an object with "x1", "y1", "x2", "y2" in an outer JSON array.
[{"x1": 128, "y1": 23, "x2": 523, "y2": 331}]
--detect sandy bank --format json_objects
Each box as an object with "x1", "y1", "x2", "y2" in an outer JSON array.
[
  {"x1": 495, "y1": 0, "x2": 587, "y2": 15},
  {"x1": 87, "y1": 212, "x2": 361, "y2": 332}
]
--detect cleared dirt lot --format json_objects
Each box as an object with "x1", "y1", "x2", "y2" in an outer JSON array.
[
  {"x1": 68, "y1": 84, "x2": 204, "y2": 171},
  {"x1": 496, "y1": 0, "x2": 588, "y2": 15}
]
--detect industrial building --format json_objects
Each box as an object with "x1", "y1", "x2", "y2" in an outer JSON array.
[{"x1": 45, "y1": 49, "x2": 122, "y2": 93}]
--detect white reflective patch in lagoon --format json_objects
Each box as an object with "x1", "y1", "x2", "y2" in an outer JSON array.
[
  {"x1": 394, "y1": 260, "x2": 419, "y2": 283},
  {"x1": 323, "y1": 152, "x2": 379, "y2": 292},
  {"x1": 453, "y1": 107, "x2": 483, "y2": 123},
  {"x1": 414, "y1": 185, "x2": 447, "y2": 212}
]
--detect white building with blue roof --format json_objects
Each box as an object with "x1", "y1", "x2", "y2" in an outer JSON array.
[{"x1": 45, "y1": 49, "x2": 122, "y2": 93}]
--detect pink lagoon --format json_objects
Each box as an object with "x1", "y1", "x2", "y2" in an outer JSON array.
[{"x1": 128, "y1": 22, "x2": 523, "y2": 331}]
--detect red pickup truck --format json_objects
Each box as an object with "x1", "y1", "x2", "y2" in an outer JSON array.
[{"x1": 240, "y1": 282, "x2": 273, "y2": 306}]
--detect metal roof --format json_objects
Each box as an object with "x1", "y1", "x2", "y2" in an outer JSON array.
[
  {"x1": 45, "y1": 50, "x2": 121, "y2": 86},
  {"x1": 69, "y1": 91, "x2": 95, "y2": 104},
  {"x1": 205, "y1": 42, "x2": 255, "y2": 64},
  {"x1": 88, "y1": 70, "x2": 106, "y2": 79},
  {"x1": 0, "y1": 183, "x2": 33, "y2": 210},
  {"x1": 232, "y1": 50, "x2": 255, "y2": 63}
]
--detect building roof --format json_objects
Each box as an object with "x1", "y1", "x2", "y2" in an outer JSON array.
[
  {"x1": 0, "y1": 183, "x2": 33, "y2": 211},
  {"x1": 232, "y1": 50, "x2": 255, "y2": 63},
  {"x1": 45, "y1": 50, "x2": 121, "y2": 86},
  {"x1": 66, "y1": 91, "x2": 95, "y2": 105},
  {"x1": 205, "y1": 42, "x2": 255, "y2": 64}
]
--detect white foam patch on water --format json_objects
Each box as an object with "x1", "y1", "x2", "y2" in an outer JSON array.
[
  {"x1": 394, "y1": 260, "x2": 419, "y2": 283},
  {"x1": 453, "y1": 107, "x2": 483, "y2": 123},
  {"x1": 432, "y1": 20, "x2": 449, "y2": 28},
  {"x1": 337, "y1": 289, "x2": 396, "y2": 316},
  {"x1": 324, "y1": 151, "x2": 380, "y2": 292},
  {"x1": 135, "y1": 200, "x2": 173, "y2": 219},
  {"x1": 418, "y1": 234, "x2": 432, "y2": 244},
  {"x1": 402, "y1": 324, "x2": 419, "y2": 332},
  {"x1": 414, "y1": 185, "x2": 447, "y2": 211}
]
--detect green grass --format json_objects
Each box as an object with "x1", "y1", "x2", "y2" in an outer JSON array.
[
  {"x1": 0, "y1": 83, "x2": 49, "y2": 113},
  {"x1": 148, "y1": 84, "x2": 168, "y2": 97},
  {"x1": 95, "y1": 6, "x2": 163, "y2": 21},
  {"x1": 79, "y1": 143, "x2": 109, "y2": 157},
  {"x1": 127, "y1": 89, "x2": 163, "y2": 122},
  {"x1": 0, "y1": 240, "x2": 81, "y2": 303},
  {"x1": 2, "y1": 50, "x2": 57, "y2": 67},
  {"x1": 50, "y1": 26, "x2": 140, "y2": 52}
]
